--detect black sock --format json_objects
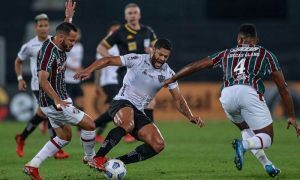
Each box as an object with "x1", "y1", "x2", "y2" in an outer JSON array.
[
  {"x1": 95, "y1": 126, "x2": 126, "y2": 157},
  {"x1": 95, "y1": 111, "x2": 112, "y2": 134},
  {"x1": 47, "y1": 120, "x2": 56, "y2": 139},
  {"x1": 117, "y1": 143, "x2": 158, "y2": 164},
  {"x1": 20, "y1": 114, "x2": 44, "y2": 139},
  {"x1": 144, "y1": 109, "x2": 154, "y2": 121}
]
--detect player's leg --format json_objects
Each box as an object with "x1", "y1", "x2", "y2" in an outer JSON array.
[
  {"x1": 47, "y1": 120, "x2": 70, "y2": 159},
  {"x1": 89, "y1": 102, "x2": 134, "y2": 170},
  {"x1": 24, "y1": 124, "x2": 71, "y2": 179},
  {"x1": 77, "y1": 114, "x2": 96, "y2": 162},
  {"x1": 15, "y1": 106, "x2": 46, "y2": 157},
  {"x1": 117, "y1": 123, "x2": 164, "y2": 164},
  {"x1": 94, "y1": 85, "x2": 118, "y2": 143}
]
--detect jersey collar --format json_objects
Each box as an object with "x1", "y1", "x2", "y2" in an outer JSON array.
[{"x1": 125, "y1": 24, "x2": 138, "y2": 34}]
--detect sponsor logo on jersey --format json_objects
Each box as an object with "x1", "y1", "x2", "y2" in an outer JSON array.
[
  {"x1": 128, "y1": 42, "x2": 137, "y2": 51},
  {"x1": 230, "y1": 47, "x2": 259, "y2": 52}
]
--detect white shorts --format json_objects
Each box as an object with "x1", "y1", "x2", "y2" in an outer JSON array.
[
  {"x1": 219, "y1": 85, "x2": 272, "y2": 130},
  {"x1": 40, "y1": 98, "x2": 85, "y2": 129}
]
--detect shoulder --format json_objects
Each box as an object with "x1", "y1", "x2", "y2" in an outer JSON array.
[{"x1": 141, "y1": 24, "x2": 155, "y2": 32}]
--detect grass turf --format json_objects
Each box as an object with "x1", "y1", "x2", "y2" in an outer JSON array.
[{"x1": 0, "y1": 120, "x2": 299, "y2": 179}]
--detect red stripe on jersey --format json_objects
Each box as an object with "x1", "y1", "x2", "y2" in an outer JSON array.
[
  {"x1": 41, "y1": 43, "x2": 54, "y2": 71},
  {"x1": 50, "y1": 60, "x2": 58, "y2": 94},
  {"x1": 223, "y1": 50, "x2": 230, "y2": 87},
  {"x1": 254, "y1": 48, "x2": 265, "y2": 74},
  {"x1": 212, "y1": 51, "x2": 225, "y2": 65},
  {"x1": 266, "y1": 52, "x2": 277, "y2": 72}
]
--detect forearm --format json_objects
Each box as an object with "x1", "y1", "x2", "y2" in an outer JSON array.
[
  {"x1": 15, "y1": 59, "x2": 23, "y2": 76},
  {"x1": 172, "y1": 58, "x2": 213, "y2": 81},
  {"x1": 279, "y1": 88, "x2": 295, "y2": 118},
  {"x1": 175, "y1": 96, "x2": 193, "y2": 119},
  {"x1": 40, "y1": 80, "x2": 61, "y2": 103},
  {"x1": 98, "y1": 43, "x2": 111, "y2": 57}
]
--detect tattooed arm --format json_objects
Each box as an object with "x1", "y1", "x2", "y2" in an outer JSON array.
[{"x1": 169, "y1": 87, "x2": 204, "y2": 127}]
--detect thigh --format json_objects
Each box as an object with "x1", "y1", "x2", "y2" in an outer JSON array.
[
  {"x1": 240, "y1": 89, "x2": 273, "y2": 130},
  {"x1": 220, "y1": 87, "x2": 243, "y2": 124},
  {"x1": 137, "y1": 123, "x2": 164, "y2": 145}
]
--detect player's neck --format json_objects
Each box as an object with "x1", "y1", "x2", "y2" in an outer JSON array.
[
  {"x1": 38, "y1": 36, "x2": 48, "y2": 42},
  {"x1": 52, "y1": 37, "x2": 64, "y2": 51},
  {"x1": 127, "y1": 23, "x2": 140, "y2": 30}
]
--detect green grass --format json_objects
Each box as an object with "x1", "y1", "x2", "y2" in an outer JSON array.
[{"x1": 0, "y1": 120, "x2": 299, "y2": 179}]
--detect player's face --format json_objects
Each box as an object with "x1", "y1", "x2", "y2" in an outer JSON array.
[
  {"x1": 35, "y1": 20, "x2": 49, "y2": 39},
  {"x1": 125, "y1": 7, "x2": 141, "y2": 25},
  {"x1": 61, "y1": 31, "x2": 77, "y2": 52},
  {"x1": 151, "y1": 48, "x2": 171, "y2": 69}
]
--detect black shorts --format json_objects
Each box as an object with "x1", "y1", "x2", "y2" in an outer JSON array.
[
  {"x1": 102, "y1": 84, "x2": 120, "y2": 103},
  {"x1": 108, "y1": 99, "x2": 153, "y2": 139},
  {"x1": 66, "y1": 83, "x2": 83, "y2": 99}
]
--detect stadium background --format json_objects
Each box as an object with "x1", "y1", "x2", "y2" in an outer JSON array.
[{"x1": 0, "y1": 0, "x2": 300, "y2": 121}]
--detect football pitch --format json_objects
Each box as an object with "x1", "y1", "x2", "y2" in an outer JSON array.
[{"x1": 0, "y1": 120, "x2": 299, "y2": 179}]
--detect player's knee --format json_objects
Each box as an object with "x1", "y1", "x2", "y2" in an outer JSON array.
[
  {"x1": 120, "y1": 120, "x2": 134, "y2": 133},
  {"x1": 152, "y1": 138, "x2": 165, "y2": 153}
]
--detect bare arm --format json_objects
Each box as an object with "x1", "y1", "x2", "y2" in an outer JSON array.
[
  {"x1": 38, "y1": 70, "x2": 68, "y2": 108},
  {"x1": 164, "y1": 57, "x2": 214, "y2": 86},
  {"x1": 64, "y1": 0, "x2": 76, "y2": 23},
  {"x1": 15, "y1": 57, "x2": 27, "y2": 90},
  {"x1": 271, "y1": 70, "x2": 300, "y2": 136},
  {"x1": 169, "y1": 87, "x2": 204, "y2": 127},
  {"x1": 74, "y1": 56, "x2": 122, "y2": 80},
  {"x1": 97, "y1": 42, "x2": 112, "y2": 57}
]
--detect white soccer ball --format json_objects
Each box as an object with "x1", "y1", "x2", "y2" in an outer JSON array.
[{"x1": 104, "y1": 159, "x2": 127, "y2": 179}]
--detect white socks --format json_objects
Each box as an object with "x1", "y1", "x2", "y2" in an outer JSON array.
[
  {"x1": 242, "y1": 132, "x2": 271, "y2": 149},
  {"x1": 241, "y1": 129, "x2": 272, "y2": 166},
  {"x1": 28, "y1": 136, "x2": 69, "y2": 167},
  {"x1": 80, "y1": 130, "x2": 96, "y2": 158}
]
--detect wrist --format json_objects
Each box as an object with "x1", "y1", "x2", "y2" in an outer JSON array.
[{"x1": 17, "y1": 75, "x2": 23, "y2": 81}]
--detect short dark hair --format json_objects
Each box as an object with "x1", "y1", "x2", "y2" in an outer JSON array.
[
  {"x1": 154, "y1": 38, "x2": 172, "y2": 51},
  {"x1": 56, "y1": 22, "x2": 77, "y2": 35},
  {"x1": 239, "y1": 24, "x2": 257, "y2": 37}
]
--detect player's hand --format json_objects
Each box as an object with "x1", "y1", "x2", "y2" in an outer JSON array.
[
  {"x1": 189, "y1": 116, "x2": 204, "y2": 127},
  {"x1": 287, "y1": 117, "x2": 300, "y2": 137},
  {"x1": 74, "y1": 70, "x2": 91, "y2": 81},
  {"x1": 65, "y1": 0, "x2": 76, "y2": 20},
  {"x1": 18, "y1": 80, "x2": 27, "y2": 91},
  {"x1": 163, "y1": 78, "x2": 175, "y2": 88},
  {"x1": 54, "y1": 99, "x2": 70, "y2": 110}
]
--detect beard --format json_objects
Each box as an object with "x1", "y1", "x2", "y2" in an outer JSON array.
[{"x1": 61, "y1": 40, "x2": 72, "y2": 52}]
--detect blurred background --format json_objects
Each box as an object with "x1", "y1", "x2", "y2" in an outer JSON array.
[{"x1": 0, "y1": 0, "x2": 299, "y2": 122}]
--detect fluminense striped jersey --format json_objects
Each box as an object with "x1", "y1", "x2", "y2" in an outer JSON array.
[
  {"x1": 209, "y1": 44, "x2": 281, "y2": 94},
  {"x1": 37, "y1": 37, "x2": 68, "y2": 107}
]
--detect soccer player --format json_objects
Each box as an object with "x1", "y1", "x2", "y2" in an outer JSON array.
[
  {"x1": 65, "y1": 27, "x2": 84, "y2": 110},
  {"x1": 14, "y1": 0, "x2": 76, "y2": 159},
  {"x1": 23, "y1": 23, "x2": 96, "y2": 180},
  {"x1": 94, "y1": 22, "x2": 120, "y2": 143},
  {"x1": 95, "y1": 3, "x2": 157, "y2": 142},
  {"x1": 74, "y1": 38, "x2": 204, "y2": 170},
  {"x1": 164, "y1": 24, "x2": 300, "y2": 177}
]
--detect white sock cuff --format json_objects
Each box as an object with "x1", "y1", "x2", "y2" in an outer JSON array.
[
  {"x1": 81, "y1": 130, "x2": 96, "y2": 142},
  {"x1": 52, "y1": 136, "x2": 69, "y2": 149},
  {"x1": 255, "y1": 133, "x2": 272, "y2": 148},
  {"x1": 241, "y1": 129, "x2": 255, "y2": 139}
]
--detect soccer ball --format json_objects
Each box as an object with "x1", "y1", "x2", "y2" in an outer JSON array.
[{"x1": 104, "y1": 159, "x2": 127, "y2": 179}]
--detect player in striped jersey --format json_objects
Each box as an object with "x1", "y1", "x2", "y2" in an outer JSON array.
[
  {"x1": 23, "y1": 23, "x2": 96, "y2": 180},
  {"x1": 14, "y1": 0, "x2": 77, "y2": 160},
  {"x1": 164, "y1": 24, "x2": 300, "y2": 177}
]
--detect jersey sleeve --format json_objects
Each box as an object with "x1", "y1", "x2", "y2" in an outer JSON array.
[
  {"x1": 208, "y1": 50, "x2": 226, "y2": 68},
  {"x1": 119, "y1": 53, "x2": 141, "y2": 68},
  {"x1": 101, "y1": 30, "x2": 119, "y2": 49},
  {"x1": 266, "y1": 51, "x2": 281, "y2": 74},
  {"x1": 37, "y1": 48, "x2": 55, "y2": 73},
  {"x1": 147, "y1": 26, "x2": 157, "y2": 43},
  {"x1": 17, "y1": 43, "x2": 30, "y2": 61},
  {"x1": 167, "y1": 69, "x2": 178, "y2": 90}
]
